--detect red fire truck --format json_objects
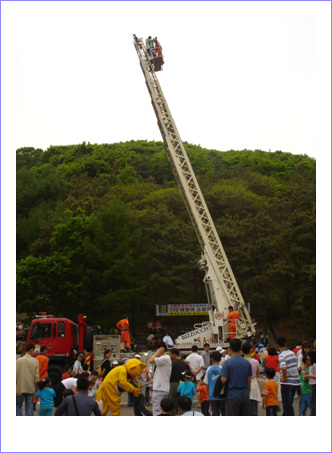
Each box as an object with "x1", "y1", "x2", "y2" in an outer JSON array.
[{"x1": 24, "y1": 313, "x2": 120, "y2": 384}]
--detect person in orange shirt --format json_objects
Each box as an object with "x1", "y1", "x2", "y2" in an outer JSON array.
[
  {"x1": 116, "y1": 315, "x2": 131, "y2": 352},
  {"x1": 226, "y1": 306, "x2": 240, "y2": 340},
  {"x1": 196, "y1": 379, "x2": 210, "y2": 416},
  {"x1": 34, "y1": 346, "x2": 49, "y2": 408},
  {"x1": 153, "y1": 37, "x2": 162, "y2": 57},
  {"x1": 261, "y1": 367, "x2": 280, "y2": 416}
]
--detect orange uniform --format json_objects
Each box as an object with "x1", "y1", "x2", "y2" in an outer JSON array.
[
  {"x1": 154, "y1": 39, "x2": 162, "y2": 57},
  {"x1": 226, "y1": 310, "x2": 240, "y2": 339},
  {"x1": 116, "y1": 318, "x2": 131, "y2": 348}
]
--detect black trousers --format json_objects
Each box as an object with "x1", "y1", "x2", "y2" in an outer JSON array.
[{"x1": 225, "y1": 391, "x2": 251, "y2": 416}]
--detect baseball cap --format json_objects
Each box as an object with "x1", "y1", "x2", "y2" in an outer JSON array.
[
  {"x1": 182, "y1": 370, "x2": 193, "y2": 379},
  {"x1": 112, "y1": 360, "x2": 119, "y2": 365},
  {"x1": 134, "y1": 354, "x2": 142, "y2": 359},
  {"x1": 216, "y1": 346, "x2": 225, "y2": 354},
  {"x1": 78, "y1": 352, "x2": 85, "y2": 357}
]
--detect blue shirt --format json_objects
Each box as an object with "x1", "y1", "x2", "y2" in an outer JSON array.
[
  {"x1": 35, "y1": 387, "x2": 56, "y2": 407},
  {"x1": 204, "y1": 364, "x2": 222, "y2": 401},
  {"x1": 177, "y1": 381, "x2": 196, "y2": 401},
  {"x1": 220, "y1": 355, "x2": 251, "y2": 400}
]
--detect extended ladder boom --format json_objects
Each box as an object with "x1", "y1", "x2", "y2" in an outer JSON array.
[{"x1": 133, "y1": 36, "x2": 255, "y2": 343}]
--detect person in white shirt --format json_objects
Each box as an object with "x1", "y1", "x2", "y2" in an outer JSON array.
[
  {"x1": 73, "y1": 352, "x2": 85, "y2": 376},
  {"x1": 149, "y1": 341, "x2": 172, "y2": 415},
  {"x1": 185, "y1": 345, "x2": 205, "y2": 380},
  {"x1": 185, "y1": 345, "x2": 205, "y2": 408}
]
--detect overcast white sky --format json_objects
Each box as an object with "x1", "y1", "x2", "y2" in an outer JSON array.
[
  {"x1": 4, "y1": 1, "x2": 329, "y2": 158},
  {"x1": 2, "y1": 2, "x2": 332, "y2": 452}
]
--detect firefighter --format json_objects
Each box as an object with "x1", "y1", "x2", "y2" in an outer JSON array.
[
  {"x1": 226, "y1": 306, "x2": 240, "y2": 340},
  {"x1": 153, "y1": 37, "x2": 162, "y2": 57},
  {"x1": 116, "y1": 315, "x2": 131, "y2": 352}
]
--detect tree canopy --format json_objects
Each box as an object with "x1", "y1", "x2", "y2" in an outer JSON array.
[{"x1": 16, "y1": 140, "x2": 316, "y2": 339}]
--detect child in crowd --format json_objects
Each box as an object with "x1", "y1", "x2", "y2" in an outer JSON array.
[
  {"x1": 307, "y1": 351, "x2": 316, "y2": 416},
  {"x1": 62, "y1": 367, "x2": 72, "y2": 380},
  {"x1": 137, "y1": 367, "x2": 153, "y2": 406},
  {"x1": 35, "y1": 377, "x2": 56, "y2": 416},
  {"x1": 177, "y1": 370, "x2": 196, "y2": 403},
  {"x1": 195, "y1": 377, "x2": 209, "y2": 416},
  {"x1": 159, "y1": 397, "x2": 175, "y2": 416},
  {"x1": 299, "y1": 353, "x2": 311, "y2": 415},
  {"x1": 128, "y1": 378, "x2": 153, "y2": 416},
  {"x1": 88, "y1": 371, "x2": 101, "y2": 398},
  {"x1": 261, "y1": 367, "x2": 280, "y2": 416}
]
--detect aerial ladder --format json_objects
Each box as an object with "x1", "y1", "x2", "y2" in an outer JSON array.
[{"x1": 133, "y1": 35, "x2": 256, "y2": 348}]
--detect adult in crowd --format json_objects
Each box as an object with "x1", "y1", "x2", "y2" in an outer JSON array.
[
  {"x1": 168, "y1": 348, "x2": 190, "y2": 415},
  {"x1": 72, "y1": 352, "x2": 85, "y2": 376},
  {"x1": 147, "y1": 333, "x2": 156, "y2": 349},
  {"x1": 54, "y1": 377, "x2": 101, "y2": 416},
  {"x1": 149, "y1": 341, "x2": 172, "y2": 415},
  {"x1": 276, "y1": 337, "x2": 301, "y2": 416},
  {"x1": 220, "y1": 338, "x2": 252, "y2": 416},
  {"x1": 201, "y1": 343, "x2": 211, "y2": 372},
  {"x1": 216, "y1": 346, "x2": 226, "y2": 365},
  {"x1": 241, "y1": 342, "x2": 261, "y2": 415},
  {"x1": 297, "y1": 341, "x2": 311, "y2": 371},
  {"x1": 16, "y1": 344, "x2": 39, "y2": 416},
  {"x1": 163, "y1": 333, "x2": 174, "y2": 348},
  {"x1": 185, "y1": 345, "x2": 205, "y2": 408},
  {"x1": 154, "y1": 320, "x2": 162, "y2": 333},
  {"x1": 100, "y1": 349, "x2": 112, "y2": 379},
  {"x1": 177, "y1": 396, "x2": 204, "y2": 416},
  {"x1": 53, "y1": 373, "x2": 86, "y2": 408}
]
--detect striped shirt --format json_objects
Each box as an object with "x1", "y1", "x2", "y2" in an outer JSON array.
[{"x1": 278, "y1": 349, "x2": 301, "y2": 386}]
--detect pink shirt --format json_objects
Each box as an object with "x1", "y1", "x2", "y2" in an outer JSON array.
[{"x1": 246, "y1": 358, "x2": 260, "y2": 377}]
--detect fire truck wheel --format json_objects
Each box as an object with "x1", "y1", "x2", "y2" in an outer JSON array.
[
  {"x1": 84, "y1": 326, "x2": 93, "y2": 352},
  {"x1": 48, "y1": 365, "x2": 63, "y2": 385}
]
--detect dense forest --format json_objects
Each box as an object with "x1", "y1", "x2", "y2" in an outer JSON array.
[{"x1": 16, "y1": 141, "x2": 316, "y2": 343}]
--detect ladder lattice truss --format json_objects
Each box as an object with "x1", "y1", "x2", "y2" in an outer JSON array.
[{"x1": 133, "y1": 38, "x2": 253, "y2": 329}]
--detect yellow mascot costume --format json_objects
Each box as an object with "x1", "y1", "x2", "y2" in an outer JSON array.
[{"x1": 96, "y1": 358, "x2": 146, "y2": 416}]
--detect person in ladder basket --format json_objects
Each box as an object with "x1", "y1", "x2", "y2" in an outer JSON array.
[
  {"x1": 146, "y1": 36, "x2": 156, "y2": 57},
  {"x1": 226, "y1": 306, "x2": 240, "y2": 340},
  {"x1": 153, "y1": 37, "x2": 162, "y2": 56}
]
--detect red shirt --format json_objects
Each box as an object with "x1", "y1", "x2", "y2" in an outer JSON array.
[{"x1": 264, "y1": 355, "x2": 279, "y2": 372}]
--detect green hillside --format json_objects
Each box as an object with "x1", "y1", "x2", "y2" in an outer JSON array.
[{"x1": 16, "y1": 141, "x2": 316, "y2": 343}]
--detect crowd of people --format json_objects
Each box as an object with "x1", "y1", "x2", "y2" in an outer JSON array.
[{"x1": 16, "y1": 335, "x2": 316, "y2": 416}]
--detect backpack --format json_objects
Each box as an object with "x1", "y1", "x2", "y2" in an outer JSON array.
[{"x1": 213, "y1": 376, "x2": 228, "y2": 399}]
